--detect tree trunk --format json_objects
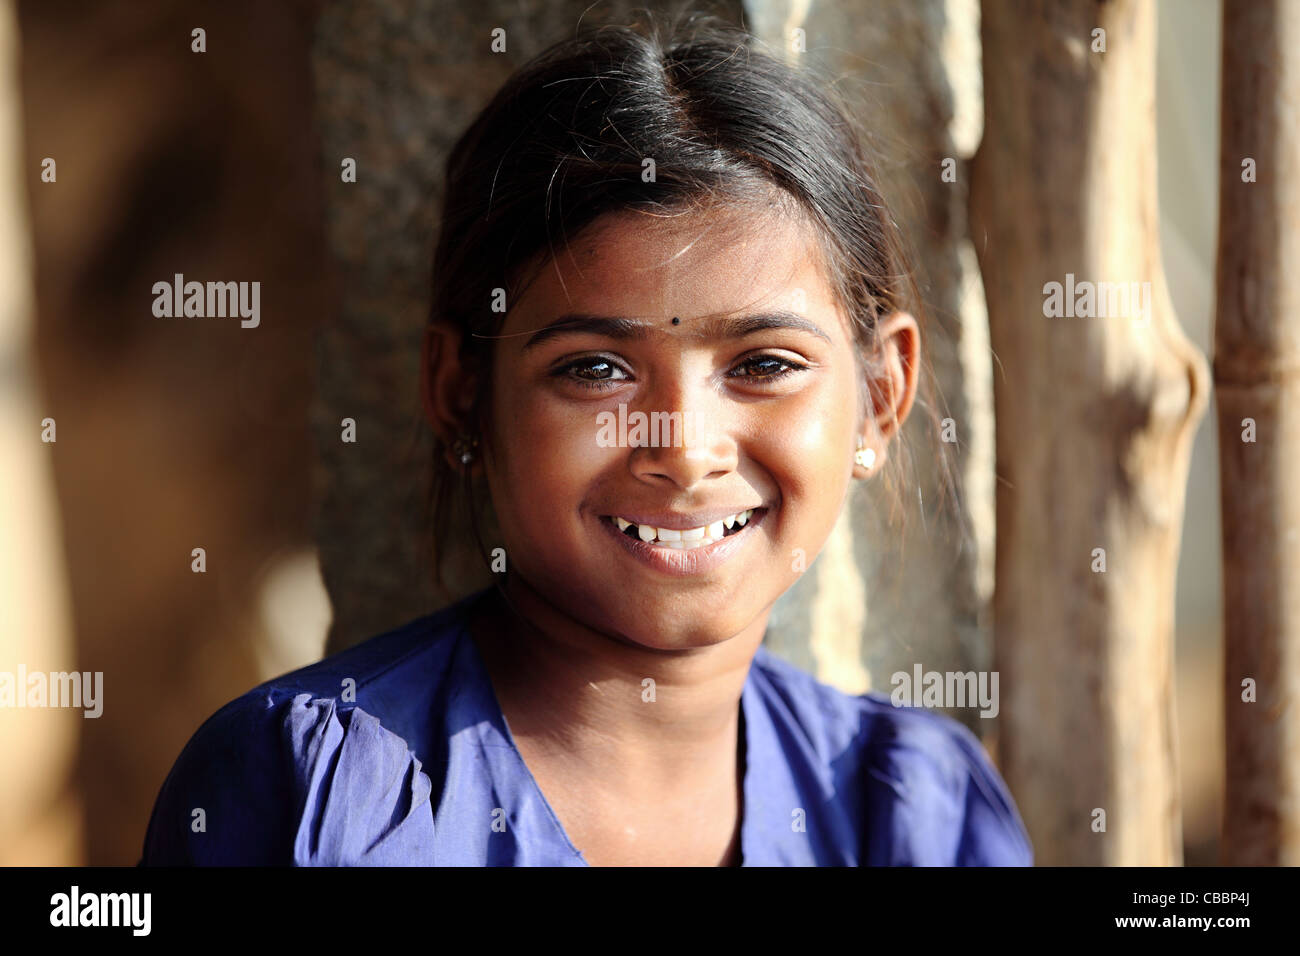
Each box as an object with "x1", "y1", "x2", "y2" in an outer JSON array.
[
  {"x1": 1216, "y1": 0, "x2": 1300, "y2": 866},
  {"x1": 970, "y1": 0, "x2": 1209, "y2": 864}
]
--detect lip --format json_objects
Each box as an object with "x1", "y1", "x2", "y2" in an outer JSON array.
[{"x1": 598, "y1": 508, "x2": 767, "y2": 576}]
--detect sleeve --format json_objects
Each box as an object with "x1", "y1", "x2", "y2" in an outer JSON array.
[
  {"x1": 945, "y1": 720, "x2": 1034, "y2": 866},
  {"x1": 860, "y1": 703, "x2": 1034, "y2": 867},
  {"x1": 141, "y1": 692, "x2": 435, "y2": 866},
  {"x1": 283, "y1": 695, "x2": 435, "y2": 866},
  {"x1": 140, "y1": 691, "x2": 299, "y2": 865}
]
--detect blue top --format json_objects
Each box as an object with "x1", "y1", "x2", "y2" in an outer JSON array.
[{"x1": 141, "y1": 588, "x2": 1033, "y2": 866}]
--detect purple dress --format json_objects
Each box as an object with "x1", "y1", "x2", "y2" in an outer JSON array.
[{"x1": 141, "y1": 588, "x2": 1033, "y2": 866}]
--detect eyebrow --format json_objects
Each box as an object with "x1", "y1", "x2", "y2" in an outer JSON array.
[{"x1": 520, "y1": 310, "x2": 832, "y2": 351}]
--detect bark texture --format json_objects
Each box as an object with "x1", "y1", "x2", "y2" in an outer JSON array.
[
  {"x1": 970, "y1": 0, "x2": 1209, "y2": 864},
  {"x1": 1216, "y1": 0, "x2": 1300, "y2": 866}
]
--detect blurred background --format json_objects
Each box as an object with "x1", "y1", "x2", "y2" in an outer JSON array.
[{"x1": 0, "y1": 0, "x2": 1276, "y2": 867}]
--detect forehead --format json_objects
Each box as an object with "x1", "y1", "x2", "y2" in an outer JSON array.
[{"x1": 507, "y1": 202, "x2": 845, "y2": 330}]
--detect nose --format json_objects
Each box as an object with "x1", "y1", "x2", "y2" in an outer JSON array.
[{"x1": 627, "y1": 379, "x2": 738, "y2": 491}]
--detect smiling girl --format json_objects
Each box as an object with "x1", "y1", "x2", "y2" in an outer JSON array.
[{"x1": 143, "y1": 14, "x2": 1032, "y2": 867}]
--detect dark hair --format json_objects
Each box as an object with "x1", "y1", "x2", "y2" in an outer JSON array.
[{"x1": 425, "y1": 10, "x2": 947, "y2": 590}]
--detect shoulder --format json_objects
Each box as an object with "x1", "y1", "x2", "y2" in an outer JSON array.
[
  {"x1": 853, "y1": 691, "x2": 1033, "y2": 865},
  {"x1": 748, "y1": 648, "x2": 1033, "y2": 866},
  {"x1": 141, "y1": 592, "x2": 484, "y2": 866}
]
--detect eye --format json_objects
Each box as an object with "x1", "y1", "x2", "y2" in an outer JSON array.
[
  {"x1": 552, "y1": 355, "x2": 632, "y2": 390},
  {"x1": 729, "y1": 354, "x2": 809, "y2": 382}
]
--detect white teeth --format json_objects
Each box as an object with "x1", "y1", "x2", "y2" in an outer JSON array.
[{"x1": 614, "y1": 510, "x2": 758, "y2": 550}]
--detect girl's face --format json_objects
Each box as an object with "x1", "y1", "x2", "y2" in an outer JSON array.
[{"x1": 468, "y1": 203, "x2": 914, "y2": 651}]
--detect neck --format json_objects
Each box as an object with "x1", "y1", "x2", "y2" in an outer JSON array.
[{"x1": 467, "y1": 572, "x2": 768, "y2": 797}]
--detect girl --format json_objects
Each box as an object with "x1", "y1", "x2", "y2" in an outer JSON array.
[{"x1": 143, "y1": 14, "x2": 1032, "y2": 867}]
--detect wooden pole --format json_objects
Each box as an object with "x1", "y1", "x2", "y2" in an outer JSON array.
[
  {"x1": 970, "y1": 0, "x2": 1209, "y2": 864},
  {"x1": 1216, "y1": 0, "x2": 1300, "y2": 866}
]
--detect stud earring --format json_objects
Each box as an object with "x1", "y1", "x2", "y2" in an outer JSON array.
[
  {"x1": 854, "y1": 444, "x2": 876, "y2": 470},
  {"x1": 451, "y1": 434, "x2": 478, "y2": 466}
]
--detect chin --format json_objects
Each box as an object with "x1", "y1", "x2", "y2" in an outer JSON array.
[
  {"x1": 516, "y1": 551, "x2": 770, "y2": 650},
  {"x1": 602, "y1": 605, "x2": 753, "y2": 652}
]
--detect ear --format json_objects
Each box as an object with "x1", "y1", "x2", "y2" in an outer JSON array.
[
  {"x1": 853, "y1": 311, "x2": 920, "y2": 478},
  {"x1": 421, "y1": 321, "x2": 480, "y2": 470}
]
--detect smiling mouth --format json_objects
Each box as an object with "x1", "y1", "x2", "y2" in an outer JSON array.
[{"x1": 602, "y1": 509, "x2": 764, "y2": 550}]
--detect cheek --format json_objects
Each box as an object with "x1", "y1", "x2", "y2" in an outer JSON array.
[
  {"x1": 484, "y1": 379, "x2": 603, "y2": 547},
  {"x1": 760, "y1": 367, "x2": 857, "y2": 507}
]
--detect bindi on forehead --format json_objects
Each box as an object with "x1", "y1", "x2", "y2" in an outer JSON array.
[
  {"x1": 517, "y1": 309, "x2": 834, "y2": 353},
  {"x1": 511, "y1": 208, "x2": 849, "y2": 340}
]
